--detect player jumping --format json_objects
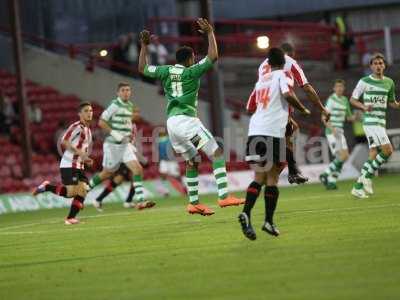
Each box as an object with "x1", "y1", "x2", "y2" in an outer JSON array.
[
  {"x1": 239, "y1": 48, "x2": 310, "y2": 240},
  {"x1": 89, "y1": 83, "x2": 155, "y2": 210},
  {"x1": 138, "y1": 18, "x2": 244, "y2": 216},
  {"x1": 320, "y1": 79, "x2": 355, "y2": 190},
  {"x1": 350, "y1": 53, "x2": 400, "y2": 198},
  {"x1": 33, "y1": 102, "x2": 94, "y2": 225},
  {"x1": 247, "y1": 43, "x2": 329, "y2": 184}
]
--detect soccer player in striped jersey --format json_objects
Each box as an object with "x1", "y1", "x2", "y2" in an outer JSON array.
[
  {"x1": 138, "y1": 18, "x2": 244, "y2": 216},
  {"x1": 320, "y1": 79, "x2": 355, "y2": 190},
  {"x1": 89, "y1": 83, "x2": 155, "y2": 211},
  {"x1": 247, "y1": 43, "x2": 329, "y2": 184},
  {"x1": 239, "y1": 48, "x2": 310, "y2": 240},
  {"x1": 33, "y1": 102, "x2": 94, "y2": 225},
  {"x1": 94, "y1": 107, "x2": 152, "y2": 209},
  {"x1": 350, "y1": 53, "x2": 400, "y2": 198}
]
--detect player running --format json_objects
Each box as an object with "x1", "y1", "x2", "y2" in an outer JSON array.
[
  {"x1": 95, "y1": 164, "x2": 141, "y2": 208},
  {"x1": 33, "y1": 102, "x2": 94, "y2": 225},
  {"x1": 320, "y1": 79, "x2": 355, "y2": 190},
  {"x1": 247, "y1": 43, "x2": 329, "y2": 184},
  {"x1": 350, "y1": 53, "x2": 400, "y2": 198},
  {"x1": 138, "y1": 18, "x2": 244, "y2": 216},
  {"x1": 239, "y1": 48, "x2": 310, "y2": 240},
  {"x1": 89, "y1": 83, "x2": 155, "y2": 210}
]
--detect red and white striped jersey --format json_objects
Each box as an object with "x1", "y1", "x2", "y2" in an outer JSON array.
[
  {"x1": 60, "y1": 121, "x2": 93, "y2": 169},
  {"x1": 247, "y1": 54, "x2": 308, "y2": 113}
]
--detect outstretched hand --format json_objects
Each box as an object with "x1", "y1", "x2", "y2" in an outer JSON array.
[
  {"x1": 196, "y1": 18, "x2": 213, "y2": 34},
  {"x1": 139, "y1": 30, "x2": 151, "y2": 45}
]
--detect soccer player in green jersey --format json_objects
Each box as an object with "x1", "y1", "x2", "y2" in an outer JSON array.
[
  {"x1": 138, "y1": 18, "x2": 244, "y2": 215},
  {"x1": 320, "y1": 79, "x2": 356, "y2": 190},
  {"x1": 89, "y1": 83, "x2": 155, "y2": 210},
  {"x1": 350, "y1": 53, "x2": 400, "y2": 198}
]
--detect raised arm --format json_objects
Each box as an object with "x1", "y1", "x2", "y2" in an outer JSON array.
[
  {"x1": 283, "y1": 92, "x2": 310, "y2": 115},
  {"x1": 138, "y1": 30, "x2": 151, "y2": 74},
  {"x1": 302, "y1": 83, "x2": 330, "y2": 119},
  {"x1": 197, "y1": 18, "x2": 218, "y2": 62}
]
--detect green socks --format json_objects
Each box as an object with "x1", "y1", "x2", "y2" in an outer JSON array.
[
  {"x1": 133, "y1": 174, "x2": 144, "y2": 202},
  {"x1": 89, "y1": 174, "x2": 102, "y2": 188},
  {"x1": 361, "y1": 153, "x2": 389, "y2": 179},
  {"x1": 324, "y1": 158, "x2": 344, "y2": 183},
  {"x1": 212, "y1": 158, "x2": 228, "y2": 200},
  {"x1": 186, "y1": 169, "x2": 199, "y2": 204}
]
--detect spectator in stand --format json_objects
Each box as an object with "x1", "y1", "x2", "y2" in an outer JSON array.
[
  {"x1": 0, "y1": 89, "x2": 5, "y2": 135},
  {"x1": 29, "y1": 103, "x2": 42, "y2": 124},
  {"x1": 145, "y1": 36, "x2": 169, "y2": 87},
  {"x1": 0, "y1": 90, "x2": 16, "y2": 135},
  {"x1": 54, "y1": 120, "x2": 67, "y2": 143},
  {"x1": 126, "y1": 32, "x2": 139, "y2": 74},
  {"x1": 148, "y1": 35, "x2": 168, "y2": 66},
  {"x1": 362, "y1": 50, "x2": 373, "y2": 76},
  {"x1": 335, "y1": 15, "x2": 353, "y2": 69},
  {"x1": 111, "y1": 34, "x2": 130, "y2": 76}
]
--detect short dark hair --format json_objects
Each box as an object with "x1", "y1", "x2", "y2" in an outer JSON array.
[
  {"x1": 334, "y1": 79, "x2": 345, "y2": 85},
  {"x1": 78, "y1": 102, "x2": 92, "y2": 112},
  {"x1": 280, "y1": 43, "x2": 294, "y2": 56},
  {"x1": 267, "y1": 47, "x2": 285, "y2": 68},
  {"x1": 176, "y1": 46, "x2": 194, "y2": 64},
  {"x1": 370, "y1": 53, "x2": 386, "y2": 65},
  {"x1": 117, "y1": 82, "x2": 130, "y2": 90}
]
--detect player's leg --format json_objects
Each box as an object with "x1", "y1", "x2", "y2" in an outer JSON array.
[
  {"x1": 262, "y1": 164, "x2": 281, "y2": 236},
  {"x1": 286, "y1": 118, "x2": 308, "y2": 185},
  {"x1": 353, "y1": 147, "x2": 378, "y2": 198},
  {"x1": 324, "y1": 132, "x2": 348, "y2": 190},
  {"x1": 124, "y1": 145, "x2": 155, "y2": 210},
  {"x1": 166, "y1": 115, "x2": 214, "y2": 215},
  {"x1": 65, "y1": 180, "x2": 88, "y2": 224},
  {"x1": 89, "y1": 169, "x2": 114, "y2": 189},
  {"x1": 352, "y1": 126, "x2": 392, "y2": 197},
  {"x1": 96, "y1": 174, "x2": 124, "y2": 204},
  {"x1": 200, "y1": 130, "x2": 244, "y2": 207},
  {"x1": 157, "y1": 160, "x2": 171, "y2": 197},
  {"x1": 359, "y1": 143, "x2": 392, "y2": 194},
  {"x1": 327, "y1": 148, "x2": 349, "y2": 187},
  {"x1": 89, "y1": 142, "x2": 122, "y2": 188},
  {"x1": 185, "y1": 156, "x2": 214, "y2": 216},
  {"x1": 320, "y1": 133, "x2": 337, "y2": 187},
  {"x1": 238, "y1": 171, "x2": 264, "y2": 241},
  {"x1": 33, "y1": 168, "x2": 80, "y2": 198}
]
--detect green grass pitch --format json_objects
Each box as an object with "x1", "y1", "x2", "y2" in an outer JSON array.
[{"x1": 1, "y1": 175, "x2": 399, "y2": 300}]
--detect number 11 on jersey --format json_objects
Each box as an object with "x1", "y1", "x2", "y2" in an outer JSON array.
[{"x1": 171, "y1": 81, "x2": 183, "y2": 97}]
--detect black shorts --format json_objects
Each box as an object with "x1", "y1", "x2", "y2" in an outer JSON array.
[
  {"x1": 60, "y1": 168, "x2": 88, "y2": 185},
  {"x1": 115, "y1": 164, "x2": 132, "y2": 181},
  {"x1": 245, "y1": 135, "x2": 286, "y2": 165}
]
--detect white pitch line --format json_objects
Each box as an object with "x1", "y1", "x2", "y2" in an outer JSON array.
[
  {"x1": 0, "y1": 203, "x2": 399, "y2": 236},
  {"x1": 0, "y1": 190, "x2": 396, "y2": 232}
]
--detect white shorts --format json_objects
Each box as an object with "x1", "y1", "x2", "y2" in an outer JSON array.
[
  {"x1": 159, "y1": 160, "x2": 180, "y2": 177},
  {"x1": 326, "y1": 129, "x2": 348, "y2": 154},
  {"x1": 363, "y1": 125, "x2": 390, "y2": 148},
  {"x1": 102, "y1": 142, "x2": 137, "y2": 171},
  {"x1": 166, "y1": 115, "x2": 219, "y2": 160}
]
